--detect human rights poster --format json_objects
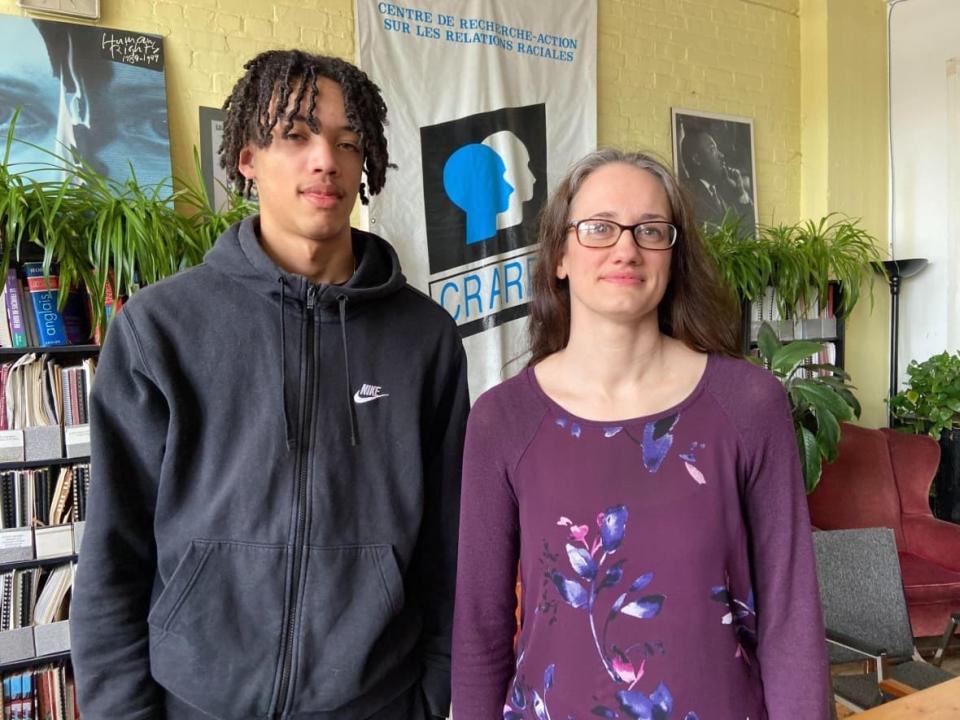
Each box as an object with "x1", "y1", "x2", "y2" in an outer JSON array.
[
  {"x1": 356, "y1": 0, "x2": 597, "y2": 398},
  {"x1": 0, "y1": 15, "x2": 171, "y2": 188}
]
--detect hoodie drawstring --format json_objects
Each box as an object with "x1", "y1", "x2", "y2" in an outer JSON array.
[
  {"x1": 278, "y1": 277, "x2": 295, "y2": 450},
  {"x1": 338, "y1": 294, "x2": 359, "y2": 447}
]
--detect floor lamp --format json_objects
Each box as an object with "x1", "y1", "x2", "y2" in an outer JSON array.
[{"x1": 876, "y1": 258, "x2": 928, "y2": 426}]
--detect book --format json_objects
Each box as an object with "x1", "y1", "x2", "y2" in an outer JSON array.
[
  {"x1": 21, "y1": 265, "x2": 67, "y2": 348},
  {"x1": 0, "y1": 364, "x2": 10, "y2": 431},
  {"x1": 1, "y1": 571, "x2": 13, "y2": 631},
  {"x1": 19, "y1": 672, "x2": 32, "y2": 720},
  {"x1": 1, "y1": 473, "x2": 16, "y2": 529},
  {"x1": 93, "y1": 275, "x2": 123, "y2": 346},
  {"x1": 18, "y1": 283, "x2": 38, "y2": 349},
  {"x1": 48, "y1": 469, "x2": 72, "y2": 528},
  {"x1": 58, "y1": 369, "x2": 73, "y2": 428},
  {"x1": 3, "y1": 271, "x2": 27, "y2": 349},
  {"x1": 75, "y1": 369, "x2": 87, "y2": 426},
  {"x1": 61, "y1": 286, "x2": 92, "y2": 346},
  {"x1": 32, "y1": 565, "x2": 71, "y2": 626},
  {"x1": 65, "y1": 672, "x2": 77, "y2": 720},
  {"x1": 0, "y1": 286, "x2": 11, "y2": 349},
  {"x1": 7, "y1": 673, "x2": 21, "y2": 720}
]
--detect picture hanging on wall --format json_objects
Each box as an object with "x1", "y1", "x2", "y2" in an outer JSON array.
[
  {"x1": 199, "y1": 106, "x2": 228, "y2": 210},
  {"x1": 672, "y1": 108, "x2": 758, "y2": 237},
  {"x1": 0, "y1": 14, "x2": 172, "y2": 188}
]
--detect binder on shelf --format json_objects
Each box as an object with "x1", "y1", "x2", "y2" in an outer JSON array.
[
  {"x1": 0, "y1": 528, "x2": 33, "y2": 564},
  {"x1": 34, "y1": 525, "x2": 73, "y2": 560}
]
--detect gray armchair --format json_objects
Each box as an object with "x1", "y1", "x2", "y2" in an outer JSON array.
[{"x1": 812, "y1": 528, "x2": 955, "y2": 712}]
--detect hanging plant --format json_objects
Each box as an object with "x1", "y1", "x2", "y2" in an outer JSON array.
[{"x1": 702, "y1": 212, "x2": 882, "y2": 320}]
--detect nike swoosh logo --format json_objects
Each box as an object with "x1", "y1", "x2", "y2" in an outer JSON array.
[{"x1": 353, "y1": 391, "x2": 389, "y2": 404}]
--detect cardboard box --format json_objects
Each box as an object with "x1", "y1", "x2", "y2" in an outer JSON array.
[
  {"x1": 33, "y1": 619, "x2": 70, "y2": 656},
  {"x1": 35, "y1": 525, "x2": 74, "y2": 560},
  {"x1": 24, "y1": 425, "x2": 63, "y2": 462},
  {"x1": 64, "y1": 424, "x2": 90, "y2": 458},
  {"x1": 0, "y1": 430, "x2": 24, "y2": 463},
  {"x1": 0, "y1": 626, "x2": 35, "y2": 663},
  {"x1": 0, "y1": 527, "x2": 34, "y2": 563}
]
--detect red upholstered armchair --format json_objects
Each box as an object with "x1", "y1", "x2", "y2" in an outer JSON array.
[{"x1": 807, "y1": 422, "x2": 960, "y2": 637}]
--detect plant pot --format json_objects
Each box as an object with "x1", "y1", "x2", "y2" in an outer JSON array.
[{"x1": 932, "y1": 429, "x2": 960, "y2": 524}]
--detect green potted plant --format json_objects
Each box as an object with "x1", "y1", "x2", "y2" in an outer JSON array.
[
  {"x1": 751, "y1": 322, "x2": 861, "y2": 493},
  {"x1": 1, "y1": 111, "x2": 255, "y2": 336},
  {"x1": 889, "y1": 351, "x2": 960, "y2": 523},
  {"x1": 888, "y1": 351, "x2": 960, "y2": 439},
  {"x1": 702, "y1": 211, "x2": 772, "y2": 303},
  {"x1": 702, "y1": 212, "x2": 882, "y2": 320}
]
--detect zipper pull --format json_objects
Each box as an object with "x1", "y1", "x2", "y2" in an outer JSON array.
[{"x1": 306, "y1": 285, "x2": 317, "y2": 310}]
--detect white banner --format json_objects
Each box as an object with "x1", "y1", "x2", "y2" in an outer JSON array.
[{"x1": 356, "y1": 0, "x2": 597, "y2": 399}]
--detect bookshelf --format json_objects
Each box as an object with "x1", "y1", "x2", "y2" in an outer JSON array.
[
  {"x1": 0, "y1": 334, "x2": 96, "y2": 720},
  {"x1": 0, "y1": 346, "x2": 99, "y2": 359},
  {"x1": 741, "y1": 280, "x2": 846, "y2": 369}
]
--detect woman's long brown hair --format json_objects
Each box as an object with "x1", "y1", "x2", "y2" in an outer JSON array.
[{"x1": 527, "y1": 148, "x2": 741, "y2": 366}]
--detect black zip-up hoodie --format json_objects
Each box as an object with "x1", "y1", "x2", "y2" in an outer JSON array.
[{"x1": 71, "y1": 217, "x2": 469, "y2": 720}]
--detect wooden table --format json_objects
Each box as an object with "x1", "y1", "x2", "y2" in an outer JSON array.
[{"x1": 855, "y1": 675, "x2": 960, "y2": 719}]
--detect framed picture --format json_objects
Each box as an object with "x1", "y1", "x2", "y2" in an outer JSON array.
[
  {"x1": 199, "y1": 106, "x2": 229, "y2": 210},
  {"x1": 0, "y1": 15, "x2": 171, "y2": 188},
  {"x1": 672, "y1": 108, "x2": 758, "y2": 236}
]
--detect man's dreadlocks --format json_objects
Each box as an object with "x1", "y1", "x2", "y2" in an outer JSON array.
[{"x1": 219, "y1": 50, "x2": 391, "y2": 203}]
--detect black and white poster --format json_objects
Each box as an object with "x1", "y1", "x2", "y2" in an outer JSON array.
[{"x1": 672, "y1": 108, "x2": 758, "y2": 237}]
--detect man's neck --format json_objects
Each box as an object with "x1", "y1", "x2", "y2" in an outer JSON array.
[{"x1": 258, "y1": 225, "x2": 355, "y2": 285}]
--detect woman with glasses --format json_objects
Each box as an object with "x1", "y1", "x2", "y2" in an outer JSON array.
[{"x1": 452, "y1": 149, "x2": 829, "y2": 720}]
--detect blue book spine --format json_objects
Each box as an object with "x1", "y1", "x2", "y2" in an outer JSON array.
[{"x1": 22, "y1": 263, "x2": 68, "y2": 347}]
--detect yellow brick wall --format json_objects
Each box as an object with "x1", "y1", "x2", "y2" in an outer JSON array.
[
  {"x1": 599, "y1": 0, "x2": 801, "y2": 224},
  {"x1": 0, "y1": 0, "x2": 802, "y2": 225},
  {"x1": 0, "y1": 0, "x2": 886, "y2": 424},
  {"x1": 800, "y1": 0, "x2": 889, "y2": 427}
]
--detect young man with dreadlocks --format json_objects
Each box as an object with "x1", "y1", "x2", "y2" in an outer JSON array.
[{"x1": 71, "y1": 50, "x2": 469, "y2": 720}]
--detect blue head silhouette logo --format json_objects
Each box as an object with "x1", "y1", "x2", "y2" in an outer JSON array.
[
  {"x1": 420, "y1": 103, "x2": 546, "y2": 276},
  {"x1": 442, "y1": 143, "x2": 514, "y2": 245}
]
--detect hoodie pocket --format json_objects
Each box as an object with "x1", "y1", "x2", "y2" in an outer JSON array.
[
  {"x1": 147, "y1": 540, "x2": 288, "y2": 719},
  {"x1": 291, "y1": 543, "x2": 414, "y2": 712}
]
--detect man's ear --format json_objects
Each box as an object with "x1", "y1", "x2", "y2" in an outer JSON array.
[{"x1": 238, "y1": 145, "x2": 256, "y2": 180}]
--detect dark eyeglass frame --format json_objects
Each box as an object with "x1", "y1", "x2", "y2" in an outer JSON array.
[{"x1": 567, "y1": 218, "x2": 678, "y2": 251}]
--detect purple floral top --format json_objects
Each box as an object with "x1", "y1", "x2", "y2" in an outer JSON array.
[{"x1": 452, "y1": 355, "x2": 830, "y2": 720}]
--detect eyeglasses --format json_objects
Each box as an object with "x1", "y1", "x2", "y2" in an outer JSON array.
[{"x1": 567, "y1": 218, "x2": 678, "y2": 251}]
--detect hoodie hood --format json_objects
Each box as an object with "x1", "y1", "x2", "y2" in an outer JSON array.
[{"x1": 205, "y1": 215, "x2": 407, "y2": 317}]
